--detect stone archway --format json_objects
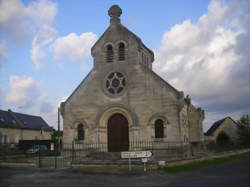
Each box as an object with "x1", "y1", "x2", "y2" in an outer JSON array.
[
  {"x1": 96, "y1": 105, "x2": 137, "y2": 151},
  {"x1": 107, "y1": 113, "x2": 129, "y2": 152}
]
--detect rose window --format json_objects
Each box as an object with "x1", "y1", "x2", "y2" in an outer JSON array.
[{"x1": 105, "y1": 72, "x2": 126, "y2": 95}]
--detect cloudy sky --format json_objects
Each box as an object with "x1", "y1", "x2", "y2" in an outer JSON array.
[{"x1": 0, "y1": 0, "x2": 249, "y2": 131}]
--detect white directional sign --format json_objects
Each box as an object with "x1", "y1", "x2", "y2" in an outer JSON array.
[{"x1": 121, "y1": 151, "x2": 152, "y2": 159}]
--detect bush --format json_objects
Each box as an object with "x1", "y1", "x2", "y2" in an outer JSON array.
[
  {"x1": 19, "y1": 140, "x2": 56, "y2": 151},
  {"x1": 216, "y1": 131, "x2": 231, "y2": 145},
  {"x1": 237, "y1": 115, "x2": 250, "y2": 147}
]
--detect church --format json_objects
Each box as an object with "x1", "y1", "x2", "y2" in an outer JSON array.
[{"x1": 60, "y1": 5, "x2": 204, "y2": 154}]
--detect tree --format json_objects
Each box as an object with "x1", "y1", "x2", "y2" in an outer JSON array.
[
  {"x1": 216, "y1": 131, "x2": 231, "y2": 145},
  {"x1": 237, "y1": 115, "x2": 250, "y2": 147}
]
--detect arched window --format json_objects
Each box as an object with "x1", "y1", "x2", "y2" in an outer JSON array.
[
  {"x1": 155, "y1": 119, "x2": 164, "y2": 138},
  {"x1": 106, "y1": 45, "x2": 113, "y2": 63},
  {"x1": 77, "y1": 124, "x2": 84, "y2": 141},
  {"x1": 118, "y1": 42, "x2": 125, "y2": 61}
]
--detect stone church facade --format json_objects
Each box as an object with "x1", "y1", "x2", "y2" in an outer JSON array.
[{"x1": 60, "y1": 5, "x2": 204, "y2": 152}]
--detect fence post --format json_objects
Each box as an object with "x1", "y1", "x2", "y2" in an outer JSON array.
[
  {"x1": 71, "y1": 141, "x2": 75, "y2": 163},
  {"x1": 38, "y1": 144, "x2": 41, "y2": 168},
  {"x1": 55, "y1": 140, "x2": 58, "y2": 169}
]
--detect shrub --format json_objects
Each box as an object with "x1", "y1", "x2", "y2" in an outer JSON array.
[
  {"x1": 216, "y1": 131, "x2": 231, "y2": 145},
  {"x1": 237, "y1": 115, "x2": 250, "y2": 147}
]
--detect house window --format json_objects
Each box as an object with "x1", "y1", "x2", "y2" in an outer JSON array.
[
  {"x1": 118, "y1": 42, "x2": 125, "y2": 61},
  {"x1": 40, "y1": 127, "x2": 44, "y2": 135},
  {"x1": 106, "y1": 45, "x2": 113, "y2": 63},
  {"x1": 77, "y1": 124, "x2": 84, "y2": 141},
  {"x1": 155, "y1": 119, "x2": 164, "y2": 138}
]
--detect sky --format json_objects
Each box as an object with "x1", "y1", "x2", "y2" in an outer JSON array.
[{"x1": 0, "y1": 0, "x2": 249, "y2": 131}]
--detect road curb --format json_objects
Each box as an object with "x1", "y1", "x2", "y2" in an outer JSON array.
[
  {"x1": 0, "y1": 162, "x2": 37, "y2": 167},
  {"x1": 72, "y1": 163, "x2": 158, "y2": 169}
]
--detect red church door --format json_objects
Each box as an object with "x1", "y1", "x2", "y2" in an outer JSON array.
[{"x1": 108, "y1": 113, "x2": 129, "y2": 152}]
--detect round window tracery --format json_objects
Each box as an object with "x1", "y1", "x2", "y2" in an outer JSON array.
[{"x1": 105, "y1": 72, "x2": 126, "y2": 95}]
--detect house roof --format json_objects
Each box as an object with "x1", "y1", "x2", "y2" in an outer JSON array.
[
  {"x1": 0, "y1": 109, "x2": 52, "y2": 131},
  {"x1": 205, "y1": 116, "x2": 238, "y2": 136}
]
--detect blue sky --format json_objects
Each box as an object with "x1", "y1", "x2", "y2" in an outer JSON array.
[{"x1": 0, "y1": 0, "x2": 249, "y2": 130}]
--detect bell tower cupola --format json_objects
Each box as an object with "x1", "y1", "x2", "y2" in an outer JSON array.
[{"x1": 108, "y1": 5, "x2": 122, "y2": 26}]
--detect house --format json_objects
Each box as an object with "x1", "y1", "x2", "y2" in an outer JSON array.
[
  {"x1": 0, "y1": 109, "x2": 52, "y2": 144},
  {"x1": 205, "y1": 117, "x2": 239, "y2": 144},
  {"x1": 60, "y1": 5, "x2": 204, "y2": 154}
]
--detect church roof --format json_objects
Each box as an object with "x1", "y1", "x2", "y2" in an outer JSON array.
[
  {"x1": 205, "y1": 116, "x2": 238, "y2": 136},
  {"x1": 63, "y1": 69, "x2": 93, "y2": 104},
  {"x1": 0, "y1": 109, "x2": 52, "y2": 131},
  {"x1": 146, "y1": 66, "x2": 179, "y2": 94}
]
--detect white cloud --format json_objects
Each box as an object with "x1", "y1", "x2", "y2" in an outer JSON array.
[
  {"x1": 0, "y1": 0, "x2": 57, "y2": 43},
  {"x1": 5, "y1": 75, "x2": 41, "y2": 107},
  {"x1": 25, "y1": 0, "x2": 57, "y2": 25},
  {"x1": 29, "y1": 0, "x2": 57, "y2": 68},
  {"x1": 154, "y1": 0, "x2": 250, "y2": 122},
  {"x1": 31, "y1": 24, "x2": 57, "y2": 68},
  {"x1": 0, "y1": 0, "x2": 57, "y2": 68},
  {"x1": 51, "y1": 32, "x2": 97, "y2": 63},
  {"x1": 40, "y1": 102, "x2": 53, "y2": 113},
  {"x1": 0, "y1": 1, "x2": 96, "y2": 68},
  {"x1": 3, "y1": 75, "x2": 58, "y2": 128},
  {"x1": 0, "y1": 0, "x2": 28, "y2": 43}
]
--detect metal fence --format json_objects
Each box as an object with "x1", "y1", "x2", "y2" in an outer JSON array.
[
  {"x1": 0, "y1": 141, "x2": 192, "y2": 167},
  {"x1": 62, "y1": 141, "x2": 191, "y2": 163}
]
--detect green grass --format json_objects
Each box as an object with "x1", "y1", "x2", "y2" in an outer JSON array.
[
  {"x1": 163, "y1": 151, "x2": 250, "y2": 173},
  {"x1": 205, "y1": 143, "x2": 245, "y2": 153}
]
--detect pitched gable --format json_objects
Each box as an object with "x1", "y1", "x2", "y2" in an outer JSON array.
[{"x1": 205, "y1": 117, "x2": 238, "y2": 136}]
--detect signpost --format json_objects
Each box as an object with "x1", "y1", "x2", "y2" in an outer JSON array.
[
  {"x1": 141, "y1": 158, "x2": 148, "y2": 171},
  {"x1": 121, "y1": 151, "x2": 152, "y2": 159},
  {"x1": 121, "y1": 151, "x2": 152, "y2": 171}
]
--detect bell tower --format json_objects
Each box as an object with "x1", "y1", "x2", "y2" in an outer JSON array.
[{"x1": 91, "y1": 5, "x2": 154, "y2": 70}]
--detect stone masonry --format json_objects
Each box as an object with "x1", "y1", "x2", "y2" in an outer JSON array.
[{"x1": 60, "y1": 5, "x2": 205, "y2": 153}]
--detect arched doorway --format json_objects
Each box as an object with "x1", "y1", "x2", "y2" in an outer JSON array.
[{"x1": 108, "y1": 113, "x2": 129, "y2": 152}]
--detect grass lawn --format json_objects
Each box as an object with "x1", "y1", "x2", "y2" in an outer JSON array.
[{"x1": 163, "y1": 151, "x2": 250, "y2": 173}]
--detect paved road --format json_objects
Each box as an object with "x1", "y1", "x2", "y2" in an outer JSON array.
[{"x1": 0, "y1": 158, "x2": 249, "y2": 187}]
